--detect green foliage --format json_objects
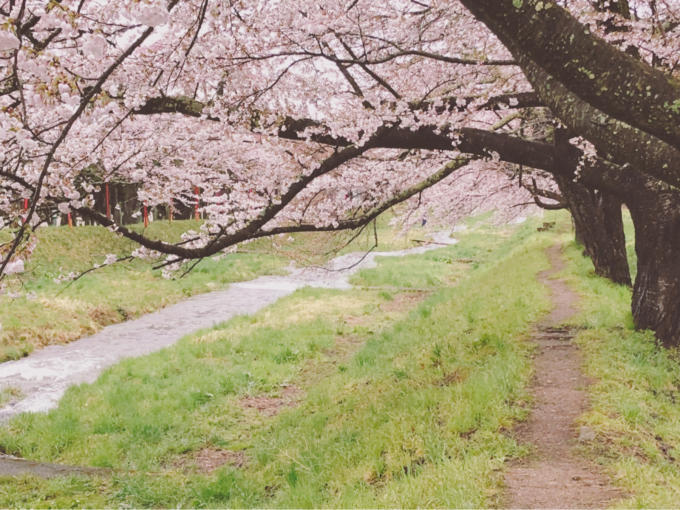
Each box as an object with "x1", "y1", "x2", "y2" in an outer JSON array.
[{"x1": 666, "y1": 99, "x2": 680, "y2": 114}]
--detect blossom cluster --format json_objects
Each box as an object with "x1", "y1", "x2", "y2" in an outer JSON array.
[{"x1": 0, "y1": 0, "x2": 673, "y2": 272}]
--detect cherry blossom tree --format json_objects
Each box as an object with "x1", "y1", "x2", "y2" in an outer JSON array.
[
  {"x1": 2, "y1": 0, "x2": 680, "y2": 343},
  {"x1": 0, "y1": 0, "x2": 542, "y2": 269},
  {"x1": 457, "y1": 0, "x2": 680, "y2": 344}
]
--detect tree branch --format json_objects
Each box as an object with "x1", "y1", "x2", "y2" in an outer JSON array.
[{"x1": 459, "y1": 0, "x2": 680, "y2": 151}]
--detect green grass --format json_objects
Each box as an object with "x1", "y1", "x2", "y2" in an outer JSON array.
[
  {"x1": 554, "y1": 229, "x2": 680, "y2": 508},
  {"x1": 622, "y1": 207, "x2": 637, "y2": 281},
  {"x1": 0, "y1": 213, "x2": 428, "y2": 362},
  {"x1": 7, "y1": 208, "x2": 680, "y2": 507},
  {"x1": 0, "y1": 221, "x2": 287, "y2": 362},
  {"x1": 0, "y1": 218, "x2": 552, "y2": 508},
  {"x1": 0, "y1": 387, "x2": 22, "y2": 407},
  {"x1": 245, "y1": 212, "x2": 430, "y2": 266},
  {"x1": 0, "y1": 476, "x2": 108, "y2": 508},
  {"x1": 349, "y1": 228, "x2": 509, "y2": 290}
]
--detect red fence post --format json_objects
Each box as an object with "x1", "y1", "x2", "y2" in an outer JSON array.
[
  {"x1": 143, "y1": 202, "x2": 149, "y2": 228},
  {"x1": 105, "y1": 182, "x2": 111, "y2": 220},
  {"x1": 194, "y1": 186, "x2": 200, "y2": 220}
]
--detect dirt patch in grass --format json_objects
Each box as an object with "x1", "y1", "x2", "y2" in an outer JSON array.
[
  {"x1": 174, "y1": 448, "x2": 247, "y2": 474},
  {"x1": 313, "y1": 291, "x2": 430, "y2": 384},
  {"x1": 379, "y1": 290, "x2": 430, "y2": 313},
  {"x1": 342, "y1": 315, "x2": 369, "y2": 327},
  {"x1": 438, "y1": 369, "x2": 469, "y2": 386},
  {"x1": 326, "y1": 334, "x2": 364, "y2": 356},
  {"x1": 239, "y1": 385, "x2": 302, "y2": 417},
  {"x1": 235, "y1": 292, "x2": 427, "y2": 421}
]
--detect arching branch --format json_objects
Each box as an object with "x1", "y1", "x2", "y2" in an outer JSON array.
[{"x1": 458, "y1": 0, "x2": 680, "y2": 152}]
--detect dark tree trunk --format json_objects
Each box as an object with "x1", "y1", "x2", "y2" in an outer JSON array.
[
  {"x1": 553, "y1": 130, "x2": 631, "y2": 286},
  {"x1": 572, "y1": 215, "x2": 585, "y2": 247},
  {"x1": 555, "y1": 176, "x2": 631, "y2": 286},
  {"x1": 113, "y1": 183, "x2": 142, "y2": 225},
  {"x1": 458, "y1": 0, "x2": 680, "y2": 155},
  {"x1": 555, "y1": 138, "x2": 680, "y2": 347},
  {"x1": 628, "y1": 191, "x2": 680, "y2": 346}
]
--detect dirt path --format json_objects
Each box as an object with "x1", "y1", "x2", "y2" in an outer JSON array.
[
  {"x1": 503, "y1": 245, "x2": 621, "y2": 508},
  {"x1": 0, "y1": 453, "x2": 108, "y2": 478}
]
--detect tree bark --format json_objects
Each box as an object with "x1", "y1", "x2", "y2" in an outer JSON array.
[
  {"x1": 556, "y1": 175, "x2": 631, "y2": 286},
  {"x1": 568, "y1": 150, "x2": 680, "y2": 346},
  {"x1": 628, "y1": 190, "x2": 680, "y2": 346},
  {"x1": 561, "y1": 156, "x2": 680, "y2": 346},
  {"x1": 553, "y1": 129, "x2": 631, "y2": 286},
  {"x1": 458, "y1": 0, "x2": 680, "y2": 152}
]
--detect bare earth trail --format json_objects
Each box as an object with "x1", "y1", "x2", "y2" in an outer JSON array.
[
  {"x1": 0, "y1": 235, "x2": 457, "y2": 477},
  {"x1": 503, "y1": 245, "x2": 622, "y2": 508}
]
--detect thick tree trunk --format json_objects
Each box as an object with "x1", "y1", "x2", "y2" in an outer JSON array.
[
  {"x1": 556, "y1": 176, "x2": 631, "y2": 286},
  {"x1": 458, "y1": 0, "x2": 680, "y2": 154},
  {"x1": 572, "y1": 215, "x2": 585, "y2": 247},
  {"x1": 628, "y1": 193, "x2": 680, "y2": 346},
  {"x1": 553, "y1": 130, "x2": 631, "y2": 286}
]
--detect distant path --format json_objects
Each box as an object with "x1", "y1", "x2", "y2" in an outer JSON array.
[
  {"x1": 0, "y1": 453, "x2": 108, "y2": 478},
  {"x1": 503, "y1": 245, "x2": 621, "y2": 508},
  {"x1": 0, "y1": 237, "x2": 456, "y2": 422}
]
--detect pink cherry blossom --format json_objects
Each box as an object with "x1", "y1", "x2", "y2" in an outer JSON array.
[{"x1": 0, "y1": 0, "x2": 676, "y2": 275}]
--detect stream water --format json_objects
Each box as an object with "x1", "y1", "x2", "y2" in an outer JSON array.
[{"x1": 0, "y1": 234, "x2": 457, "y2": 421}]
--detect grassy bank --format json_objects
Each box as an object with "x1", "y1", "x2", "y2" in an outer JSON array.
[
  {"x1": 0, "y1": 219, "x2": 551, "y2": 507},
  {"x1": 0, "y1": 221, "x2": 286, "y2": 362},
  {"x1": 4, "y1": 209, "x2": 680, "y2": 507},
  {"x1": 0, "y1": 215, "x2": 426, "y2": 362}
]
